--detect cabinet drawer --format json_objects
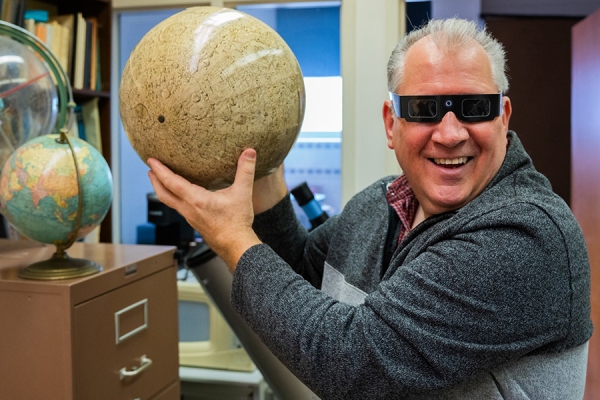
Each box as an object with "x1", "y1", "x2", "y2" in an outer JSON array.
[{"x1": 74, "y1": 267, "x2": 179, "y2": 400}]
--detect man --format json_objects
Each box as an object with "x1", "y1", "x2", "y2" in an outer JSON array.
[{"x1": 148, "y1": 19, "x2": 592, "y2": 399}]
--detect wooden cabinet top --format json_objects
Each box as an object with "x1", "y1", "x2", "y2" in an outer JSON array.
[{"x1": 0, "y1": 239, "x2": 176, "y2": 304}]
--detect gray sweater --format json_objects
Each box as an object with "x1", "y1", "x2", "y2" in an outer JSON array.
[{"x1": 231, "y1": 132, "x2": 593, "y2": 399}]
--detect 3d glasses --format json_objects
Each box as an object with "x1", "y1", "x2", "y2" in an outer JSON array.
[{"x1": 389, "y1": 93, "x2": 503, "y2": 123}]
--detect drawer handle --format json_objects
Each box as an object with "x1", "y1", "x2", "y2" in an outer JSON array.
[{"x1": 119, "y1": 355, "x2": 153, "y2": 380}]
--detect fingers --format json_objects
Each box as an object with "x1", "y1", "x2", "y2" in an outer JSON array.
[
  {"x1": 252, "y1": 161, "x2": 288, "y2": 214},
  {"x1": 148, "y1": 169, "x2": 179, "y2": 209},
  {"x1": 148, "y1": 151, "x2": 256, "y2": 215},
  {"x1": 232, "y1": 149, "x2": 257, "y2": 194},
  {"x1": 148, "y1": 171, "x2": 194, "y2": 223},
  {"x1": 147, "y1": 158, "x2": 201, "y2": 218},
  {"x1": 148, "y1": 158, "x2": 205, "y2": 199},
  {"x1": 146, "y1": 153, "x2": 261, "y2": 269}
]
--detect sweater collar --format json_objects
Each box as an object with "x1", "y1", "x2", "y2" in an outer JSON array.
[{"x1": 485, "y1": 130, "x2": 534, "y2": 190}]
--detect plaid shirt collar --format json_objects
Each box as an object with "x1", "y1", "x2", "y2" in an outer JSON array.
[{"x1": 385, "y1": 174, "x2": 419, "y2": 243}]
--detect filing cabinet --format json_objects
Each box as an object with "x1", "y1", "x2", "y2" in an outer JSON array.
[{"x1": 0, "y1": 240, "x2": 180, "y2": 400}]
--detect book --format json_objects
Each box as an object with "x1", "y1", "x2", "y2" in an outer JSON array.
[
  {"x1": 83, "y1": 18, "x2": 92, "y2": 89},
  {"x1": 73, "y1": 104, "x2": 85, "y2": 140},
  {"x1": 88, "y1": 17, "x2": 98, "y2": 90},
  {"x1": 72, "y1": 12, "x2": 86, "y2": 90},
  {"x1": 51, "y1": 14, "x2": 74, "y2": 78},
  {"x1": 24, "y1": 17, "x2": 35, "y2": 34},
  {"x1": 34, "y1": 21, "x2": 46, "y2": 42},
  {"x1": 26, "y1": 11, "x2": 65, "y2": 70},
  {"x1": 50, "y1": 20, "x2": 67, "y2": 72},
  {"x1": 95, "y1": 35, "x2": 102, "y2": 91},
  {"x1": 67, "y1": 99, "x2": 102, "y2": 153},
  {"x1": 44, "y1": 20, "x2": 52, "y2": 47},
  {"x1": 81, "y1": 98, "x2": 102, "y2": 153},
  {"x1": 68, "y1": 108, "x2": 79, "y2": 138},
  {"x1": 12, "y1": 0, "x2": 24, "y2": 26},
  {"x1": 0, "y1": 0, "x2": 13, "y2": 23},
  {"x1": 48, "y1": 21, "x2": 66, "y2": 74},
  {"x1": 2, "y1": 0, "x2": 25, "y2": 26},
  {"x1": 23, "y1": 9, "x2": 48, "y2": 22}
]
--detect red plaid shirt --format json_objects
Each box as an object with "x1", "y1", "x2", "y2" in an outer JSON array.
[{"x1": 385, "y1": 175, "x2": 419, "y2": 243}]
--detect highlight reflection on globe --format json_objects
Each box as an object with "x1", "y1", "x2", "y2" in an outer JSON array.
[
  {"x1": 0, "y1": 34, "x2": 58, "y2": 170},
  {"x1": 0, "y1": 134, "x2": 113, "y2": 246},
  {"x1": 119, "y1": 6, "x2": 305, "y2": 190}
]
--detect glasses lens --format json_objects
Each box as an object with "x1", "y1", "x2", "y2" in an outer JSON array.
[
  {"x1": 408, "y1": 99, "x2": 437, "y2": 118},
  {"x1": 462, "y1": 98, "x2": 491, "y2": 117}
]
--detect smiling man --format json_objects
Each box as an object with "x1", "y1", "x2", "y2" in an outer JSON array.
[
  {"x1": 149, "y1": 19, "x2": 592, "y2": 399},
  {"x1": 383, "y1": 30, "x2": 512, "y2": 226}
]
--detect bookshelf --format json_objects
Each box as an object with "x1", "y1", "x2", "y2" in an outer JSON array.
[{"x1": 5, "y1": 0, "x2": 113, "y2": 242}]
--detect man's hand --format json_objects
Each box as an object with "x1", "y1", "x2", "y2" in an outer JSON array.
[
  {"x1": 148, "y1": 149, "x2": 261, "y2": 271},
  {"x1": 252, "y1": 163, "x2": 288, "y2": 215}
]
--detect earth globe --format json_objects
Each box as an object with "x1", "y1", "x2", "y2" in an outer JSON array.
[
  {"x1": 119, "y1": 6, "x2": 305, "y2": 190},
  {"x1": 0, "y1": 21, "x2": 113, "y2": 280}
]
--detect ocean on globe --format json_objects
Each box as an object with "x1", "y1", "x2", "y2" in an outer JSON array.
[{"x1": 0, "y1": 134, "x2": 112, "y2": 246}]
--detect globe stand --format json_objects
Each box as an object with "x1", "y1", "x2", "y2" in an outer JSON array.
[
  {"x1": 18, "y1": 246, "x2": 102, "y2": 280},
  {"x1": 0, "y1": 22, "x2": 109, "y2": 281},
  {"x1": 17, "y1": 131, "x2": 104, "y2": 281}
]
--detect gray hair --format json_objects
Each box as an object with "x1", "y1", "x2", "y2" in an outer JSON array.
[{"x1": 387, "y1": 18, "x2": 509, "y2": 94}]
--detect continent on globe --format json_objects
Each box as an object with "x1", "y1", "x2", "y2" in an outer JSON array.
[
  {"x1": 119, "y1": 6, "x2": 305, "y2": 190},
  {"x1": 0, "y1": 134, "x2": 113, "y2": 246}
]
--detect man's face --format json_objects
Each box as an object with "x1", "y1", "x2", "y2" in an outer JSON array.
[{"x1": 383, "y1": 36, "x2": 512, "y2": 218}]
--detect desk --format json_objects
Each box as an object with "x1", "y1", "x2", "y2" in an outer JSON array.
[{"x1": 180, "y1": 366, "x2": 273, "y2": 400}]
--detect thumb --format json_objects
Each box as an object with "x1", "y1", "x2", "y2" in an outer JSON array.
[{"x1": 233, "y1": 148, "x2": 257, "y2": 192}]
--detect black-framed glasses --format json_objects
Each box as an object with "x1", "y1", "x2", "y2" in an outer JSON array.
[{"x1": 389, "y1": 93, "x2": 503, "y2": 123}]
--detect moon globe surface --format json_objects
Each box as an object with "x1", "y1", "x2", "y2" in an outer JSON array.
[{"x1": 119, "y1": 7, "x2": 306, "y2": 190}]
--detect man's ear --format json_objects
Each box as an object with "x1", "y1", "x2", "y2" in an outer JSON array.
[
  {"x1": 501, "y1": 95, "x2": 512, "y2": 133},
  {"x1": 383, "y1": 100, "x2": 396, "y2": 149}
]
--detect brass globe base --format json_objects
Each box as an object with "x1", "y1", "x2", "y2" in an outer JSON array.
[{"x1": 18, "y1": 252, "x2": 102, "y2": 280}]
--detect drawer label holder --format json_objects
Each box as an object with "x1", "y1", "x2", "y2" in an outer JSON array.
[{"x1": 114, "y1": 298, "x2": 148, "y2": 344}]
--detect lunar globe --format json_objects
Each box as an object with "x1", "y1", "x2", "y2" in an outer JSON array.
[{"x1": 119, "y1": 6, "x2": 305, "y2": 190}]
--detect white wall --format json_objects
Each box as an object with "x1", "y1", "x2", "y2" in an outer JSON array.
[{"x1": 340, "y1": 0, "x2": 404, "y2": 205}]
